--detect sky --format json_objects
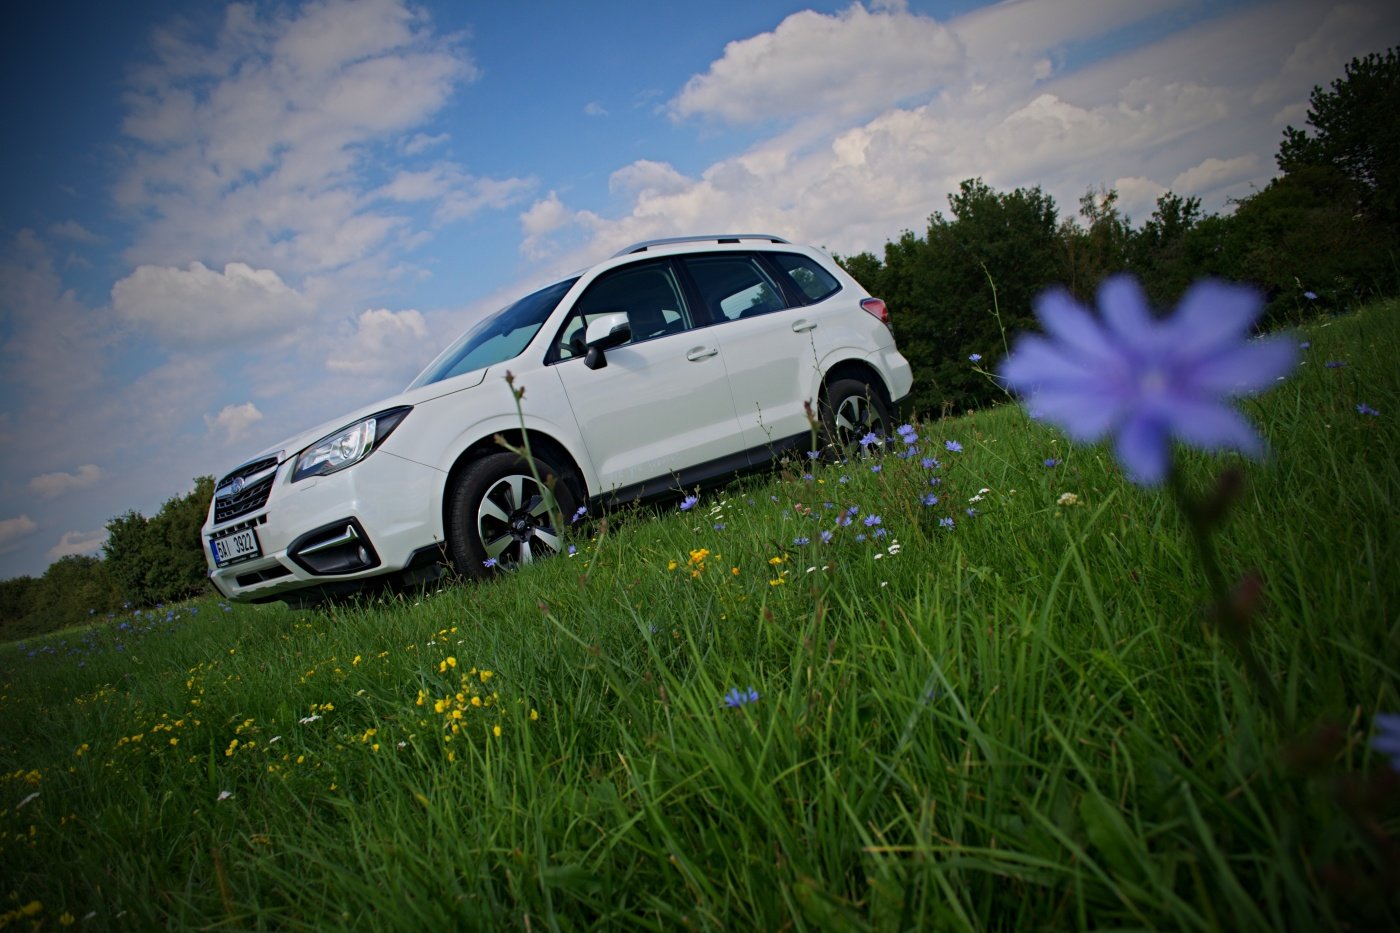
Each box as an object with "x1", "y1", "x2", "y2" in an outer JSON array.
[{"x1": 1, "y1": 0, "x2": 1396, "y2": 580}]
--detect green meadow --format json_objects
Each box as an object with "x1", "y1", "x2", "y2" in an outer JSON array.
[{"x1": 1, "y1": 300, "x2": 1396, "y2": 930}]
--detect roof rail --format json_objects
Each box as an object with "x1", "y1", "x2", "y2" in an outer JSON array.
[{"x1": 610, "y1": 233, "x2": 791, "y2": 258}]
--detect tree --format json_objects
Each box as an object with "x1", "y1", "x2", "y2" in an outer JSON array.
[
  {"x1": 1277, "y1": 47, "x2": 1400, "y2": 234},
  {"x1": 103, "y1": 477, "x2": 215, "y2": 606}
]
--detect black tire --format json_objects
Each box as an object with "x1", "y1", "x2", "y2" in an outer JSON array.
[
  {"x1": 445, "y1": 452, "x2": 578, "y2": 579},
  {"x1": 820, "y1": 378, "x2": 892, "y2": 460}
]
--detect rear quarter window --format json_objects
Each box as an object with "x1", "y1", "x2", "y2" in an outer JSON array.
[{"x1": 770, "y1": 252, "x2": 841, "y2": 303}]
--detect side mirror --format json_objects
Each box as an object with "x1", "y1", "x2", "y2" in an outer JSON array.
[{"x1": 583, "y1": 313, "x2": 631, "y2": 370}]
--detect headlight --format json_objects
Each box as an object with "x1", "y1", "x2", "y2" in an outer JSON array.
[{"x1": 292, "y1": 407, "x2": 411, "y2": 482}]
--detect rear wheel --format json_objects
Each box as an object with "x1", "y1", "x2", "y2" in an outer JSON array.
[
  {"x1": 820, "y1": 378, "x2": 892, "y2": 460},
  {"x1": 446, "y1": 452, "x2": 578, "y2": 578}
]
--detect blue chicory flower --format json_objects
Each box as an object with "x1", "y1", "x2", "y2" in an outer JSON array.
[
  {"x1": 793, "y1": 536, "x2": 810, "y2": 546},
  {"x1": 863, "y1": 514, "x2": 882, "y2": 527},
  {"x1": 1304, "y1": 290, "x2": 1317, "y2": 300},
  {"x1": 999, "y1": 274, "x2": 1297, "y2": 486},
  {"x1": 859, "y1": 431, "x2": 880, "y2": 448},
  {"x1": 819, "y1": 530, "x2": 833, "y2": 544},
  {"x1": 1371, "y1": 713, "x2": 1400, "y2": 771},
  {"x1": 945, "y1": 440, "x2": 963, "y2": 453},
  {"x1": 679, "y1": 495, "x2": 699, "y2": 511},
  {"x1": 483, "y1": 558, "x2": 497, "y2": 569},
  {"x1": 922, "y1": 457, "x2": 940, "y2": 470},
  {"x1": 1044, "y1": 458, "x2": 1061, "y2": 467},
  {"x1": 922, "y1": 493, "x2": 938, "y2": 506},
  {"x1": 969, "y1": 353, "x2": 982, "y2": 362},
  {"x1": 1357, "y1": 403, "x2": 1380, "y2": 417},
  {"x1": 939, "y1": 517, "x2": 955, "y2": 529},
  {"x1": 724, "y1": 687, "x2": 761, "y2": 708}
]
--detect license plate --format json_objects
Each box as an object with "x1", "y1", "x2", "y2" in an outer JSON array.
[{"x1": 211, "y1": 527, "x2": 262, "y2": 566}]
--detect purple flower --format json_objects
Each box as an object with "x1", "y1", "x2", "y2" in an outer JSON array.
[
  {"x1": 922, "y1": 493, "x2": 939, "y2": 506},
  {"x1": 870, "y1": 464, "x2": 882, "y2": 473},
  {"x1": 571, "y1": 506, "x2": 587, "y2": 523},
  {"x1": 1372, "y1": 713, "x2": 1400, "y2": 771},
  {"x1": 999, "y1": 275, "x2": 1296, "y2": 486},
  {"x1": 1304, "y1": 290, "x2": 1318, "y2": 301},
  {"x1": 969, "y1": 353, "x2": 982, "y2": 362},
  {"x1": 793, "y1": 536, "x2": 810, "y2": 546},
  {"x1": 723, "y1": 687, "x2": 760, "y2": 708},
  {"x1": 939, "y1": 517, "x2": 955, "y2": 529},
  {"x1": 1298, "y1": 341, "x2": 1311, "y2": 350},
  {"x1": 680, "y1": 495, "x2": 698, "y2": 511},
  {"x1": 819, "y1": 530, "x2": 833, "y2": 544},
  {"x1": 897, "y1": 424, "x2": 918, "y2": 443},
  {"x1": 483, "y1": 558, "x2": 497, "y2": 569},
  {"x1": 859, "y1": 431, "x2": 880, "y2": 449},
  {"x1": 1044, "y1": 458, "x2": 1061, "y2": 468},
  {"x1": 806, "y1": 449, "x2": 821, "y2": 460},
  {"x1": 945, "y1": 440, "x2": 963, "y2": 453},
  {"x1": 966, "y1": 507, "x2": 978, "y2": 517},
  {"x1": 921, "y1": 457, "x2": 940, "y2": 470},
  {"x1": 1357, "y1": 403, "x2": 1380, "y2": 417},
  {"x1": 863, "y1": 514, "x2": 882, "y2": 527}
]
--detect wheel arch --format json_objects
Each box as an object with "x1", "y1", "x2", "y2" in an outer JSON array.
[
  {"x1": 441, "y1": 430, "x2": 588, "y2": 534},
  {"x1": 818, "y1": 358, "x2": 893, "y2": 411}
]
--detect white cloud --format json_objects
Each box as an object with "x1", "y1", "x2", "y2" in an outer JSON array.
[
  {"x1": 326, "y1": 308, "x2": 432, "y2": 378},
  {"x1": 115, "y1": 0, "x2": 486, "y2": 277},
  {"x1": 584, "y1": 101, "x2": 608, "y2": 117},
  {"x1": 671, "y1": 3, "x2": 961, "y2": 125},
  {"x1": 1172, "y1": 155, "x2": 1264, "y2": 198},
  {"x1": 49, "y1": 220, "x2": 101, "y2": 243},
  {"x1": 47, "y1": 529, "x2": 107, "y2": 561},
  {"x1": 111, "y1": 261, "x2": 315, "y2": 347},
  {"x1": 204, "y1": 402, "x2": 264, "y2": 444},
  {"x1": 29, "y1": 465, "x2": 102, "y2": 500},
  {"x1": 0, "y1": 516, "x2": 38, "y2": 552},
  {"x1": 402, "y1": 132, "x2": 449, "y2": 155}
]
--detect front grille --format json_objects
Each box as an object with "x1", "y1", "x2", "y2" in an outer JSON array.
[{"x1": 214, "y1": 456, "x2": 280, "y2": 524}]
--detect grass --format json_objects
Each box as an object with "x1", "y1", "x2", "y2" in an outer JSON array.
[{"x1": 1, "y1": 299, "x2": 1397, "y2": 930}]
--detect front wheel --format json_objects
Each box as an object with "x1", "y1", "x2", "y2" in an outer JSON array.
[
  {"x1": 445, "y1": 452, "x2": 578, "y2": 578},
  {"x1": 820, "y1": 378, "x2": 892, "y2": 460}
]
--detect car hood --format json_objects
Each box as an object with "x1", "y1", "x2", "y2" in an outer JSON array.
[{"x1": 224, "y1": 367, "x2": 491, "y2": 471}]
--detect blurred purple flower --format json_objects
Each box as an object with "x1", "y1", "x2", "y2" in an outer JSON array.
[
  {"x1": 945, "y1": 440, "x2": 962, "y2": 453},
  {"x1": 1304, "y1": 290, "x2": 1318, "y2": 300},
  {"x1": 1000, "y1": 275, "x2": 1296, "y2": 486},
  {"x1": 939, "y1": 517, "x2": 955, "y2": 529},
  {"x1": 723, "y1": 687, "x2": 760, "y2": 708},
  {"x1": 1372, "y1": 713, "x2": 1400, "y2": 771},
  {"x1": 969, "y1": 353, "x2": 982, "y2": 362},
  {"x1": 679, "y1": 495, "x2": 698, "y2": 511},
  {"x1": 1357, "y1": 403, "x2": 1380, "y2": 417}
]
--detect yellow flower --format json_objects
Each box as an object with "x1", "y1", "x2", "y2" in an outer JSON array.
[
  {"x1": 529, "y1": 708, "x2": 539, "y2": 721},
  {"x1": 492, "y1": 725, "x2": 502, "y2": 738},
  {"x1": 352, "y1": 655, "x2": 362, "y2": 666},
  {"x1": 768, "y1": 555, "x2": 784, "y2": 565}
]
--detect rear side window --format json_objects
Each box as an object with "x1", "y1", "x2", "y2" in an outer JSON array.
[
  {"x1": 682, "y1": 254, "x2": 788, "y2": 322},
  {"x1": 769, "y1": 252, "x2": 841, "y2": 303}
]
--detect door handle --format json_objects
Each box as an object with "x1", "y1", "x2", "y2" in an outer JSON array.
[
  {"x1": 686, "y1": 346, "x2": 719, "y2": 361},
  {"x1": 792, "y1": 319, "x2": 817, "y2": 333}
]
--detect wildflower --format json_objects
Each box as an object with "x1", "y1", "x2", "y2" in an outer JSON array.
[
  {"x1": 1357, "y1": 403, "x2": 1380, "y2": 417},
  {"x1": 567, "y1": 544, "x2": 577, "y2": 556},
  {"x1": 966, "y1": 507, "x2": 978, "y2": 517},
  {"x1": 723, "y1": 687, "x2": 760, "y2": 708},
  {"x1": 870, "y1": 464, "x2": 882, "y2": 473},
  {"x1": 922, "y1": 493, "x2": 938, "y2": 506},
  {"x1": 1325, "y1": 360, "x2": 1346, "y2": 369},
  {"x1": 483, "y1": 557, "x2": 497, "y2": 569},
  {"x1": 863, "y1": 514, "x2": 882, "y2": 527},
  {"x1": 1298, "y1": 341, "x2": 1311, "y2": 350},
  {"x1": 217, "y1": 790, "x2": 234, "y2": 802},
  {"x1": 999, "y1": 275, "x2": 1296, "y2": 486},
  {"x1": 571, "y1": 506, "x2": 587, "y2": 523},
  {"x1": 969, "y1": 353, "x2": 982, "y2": 362},
  {"x1": 1057, "y1": 492, "x2": 1081, "y2": 507},
  {"x1": 806, "y1": 449, "x2": 821, "y2": 460},
  {"x1": 897, "y1": 424, "x2": 918, "y2": 443},
  {"x1": 945, "y1": 440, "x2": 963, "y2": 453},
  {"x1": 680, "y1": 495, "x2": 698, "y2": 511},
  {"x1": 819, "y1": 530, "x2": 833, "y2": 543},
  {"x1": 793, "y1": 536, "x2": 810, "y2": 546},
  {"x1": 921, "y1": 457, "x2": 939, "y2": 470},
  {"x1": 1304, "y1": 290, "x2": 1317, "y2": 300},
  {"x1": 939, "y1": 517, "x2": 955, "y2": 529},
  {"x1": 1372, "y1": 713, "x2": 1400, "y2": 771},
  {"x1": 859, "y1": 431, "x2": 880, "y2": 448},
  {"x1": 713, "y1": 523, "x2": 726, "y2": 531},
  {"x1": 1044, "y1": 458, "x2": 1061, "y2": 467}
]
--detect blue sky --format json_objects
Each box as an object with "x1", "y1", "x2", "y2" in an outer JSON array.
[{"x1": 1, "y1": 0, "x2": 1395, "y2": 580}]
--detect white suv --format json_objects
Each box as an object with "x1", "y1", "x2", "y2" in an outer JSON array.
[{"x1": 203, "y1": 234, "x2": 913, "y2": 604}]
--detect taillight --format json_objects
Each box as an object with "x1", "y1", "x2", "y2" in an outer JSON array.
[{"x1": 860, "y1": 297, "x2": 889, "y2": 325}]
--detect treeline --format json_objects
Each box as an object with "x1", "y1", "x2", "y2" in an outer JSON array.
[
  {"x1": 838, "y1": 47, "x2": 1399, "y2": 415},
  {"x1": 0, "y1": 477, "x2": 214, "y2": 637},
  {"x1": 1, "y1": 48, "x2": 1395, "y2": 639}
]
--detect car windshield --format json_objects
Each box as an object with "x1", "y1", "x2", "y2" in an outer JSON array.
[{"x1": 408, "y1": 277, "x2": 579, "y2": 389}]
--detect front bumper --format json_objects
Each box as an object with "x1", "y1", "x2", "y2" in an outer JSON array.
[{"x1": 203, "y1": 451, "x2": 445, "y2": 603}]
